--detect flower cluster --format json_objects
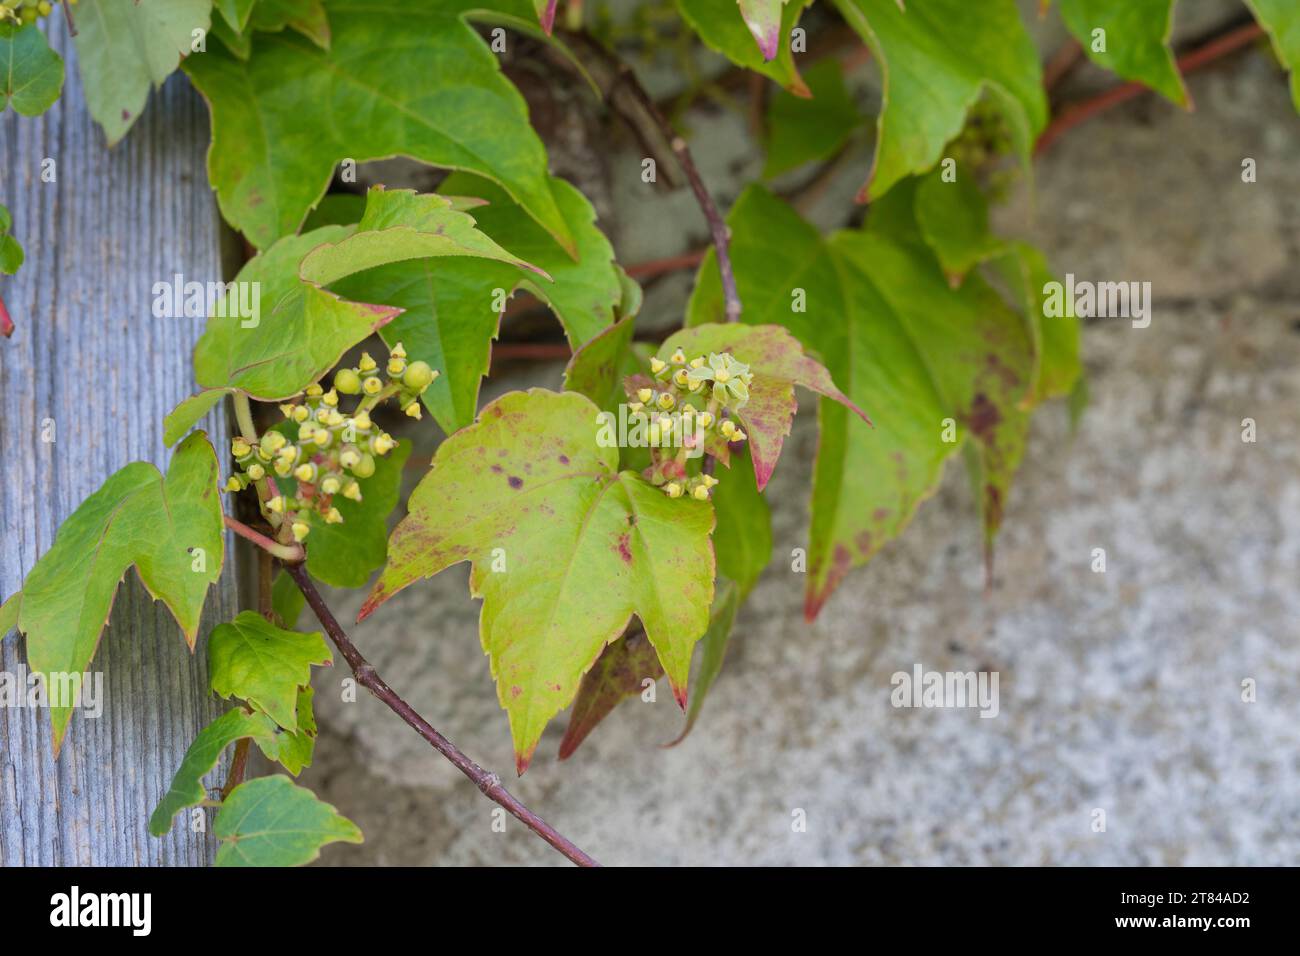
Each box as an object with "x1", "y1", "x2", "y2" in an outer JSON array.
[
  {"x1": 0, "y1": 0, "x2": 61, "y2": 25},
  {"x1": 636, "y1": 348, "x2": 753, "y2": 500},
  {"x1": 225, "y1": 342, "x2": 438, "y2": 542}
]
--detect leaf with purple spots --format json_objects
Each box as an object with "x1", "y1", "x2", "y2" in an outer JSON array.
[{"x1": 361, "y1": 389, "x2": 715, "y2": 773}]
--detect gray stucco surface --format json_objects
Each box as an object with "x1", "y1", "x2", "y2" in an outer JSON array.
[{"x1": 300, "y1": 15, "x2": 1300, "y2": 866}]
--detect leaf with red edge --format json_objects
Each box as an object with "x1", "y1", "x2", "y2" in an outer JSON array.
[
  {"x1": 656, "y1": 324, "x2": 870, "y2": 492},
  {"x1": 738, "y1": 0, "x2": 787, "y2": 61},
  {"x1": 558, "y1": 627, "x2": 663, "y2": 760},
  {"x1": 361, "y1": 389, "x2": 715, "y2": 773}
]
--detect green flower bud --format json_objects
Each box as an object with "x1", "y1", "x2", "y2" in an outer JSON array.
[
  {"x1": 362, "y1": 375, "x2": 384, "y2": 396},
  {"x1": 358, "y1": 351, "x2": 377, "y2": 372},
  {"x1": 230, "y1": 437, "x2": 251, "y2": 459},
  {"x1": 324, "y1": 507, "x2": 344, "y2": 525},
  {"x1": 339, "y1": 446, "x2": 362, "y2": 470},
  {"x1": 291, "y1": 521, "x2": 311, "y2": 542},
  {"x1": 352, "y1": 453, "x2": 376, "y2": 479},
  {"x1": 402, "y1": 360, "x2": 436, "y2": 391},
  {"x1": 334, "y1": 367, "x2": 363, "y2": 394},
  {"x1": 294, "y1": 462, "x2": 317, "y2": 484},
  {"x1": 246, "y1": 463, "x2": 266, "y2": 481},
  {"x1": 664, "y1": 482, "x2": 683, "y2": 498},
  {"x1": 342, "y1": 478, "x2": 363, "y2": 501},
  {"x1": 320, "y1": 474, "x2": 342, "y2": 496}
]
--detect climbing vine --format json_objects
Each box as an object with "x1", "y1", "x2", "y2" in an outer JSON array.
[{"x1": 1, "y1": 0, "x2": 1297, "y2": 865}]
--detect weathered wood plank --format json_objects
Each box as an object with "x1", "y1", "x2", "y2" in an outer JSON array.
[{"x1": 0, "y1": 20, "x2": 234, "y2": 866}]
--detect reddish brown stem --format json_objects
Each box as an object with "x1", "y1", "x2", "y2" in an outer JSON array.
[
  {"x1": 221, "y1": 739, "x2": 250, "y2": 800},
  {"x1": 284, "y1": 563, "x2": 600, "y2": 867},
  {"x1": 1037, "y1": 22, "x2": 1265, "y2": 155},
  {"x1": 625, "y1": 248, "x2": 707, "y2": 279},
  {"x1": 223, "y1": 515, "x2": 304, "y2": 563}
]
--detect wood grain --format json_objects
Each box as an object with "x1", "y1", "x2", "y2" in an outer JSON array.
[{"x1": 0, "y1": 20, "x2": 234, "y2": 865}]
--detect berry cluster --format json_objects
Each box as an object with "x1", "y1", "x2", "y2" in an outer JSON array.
[
  {"x1": 225, "y1": 343, "x2": 438, "y2": 543},
  {"x1": 633, "y1": 348, "x2": 753, "y2": 500},
  {"x1": 0, "y1": 0, "x2": 61, "y2": 25}
]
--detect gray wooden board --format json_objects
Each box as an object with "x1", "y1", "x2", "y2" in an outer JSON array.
[{"x1": 0, "y1": 20, "x2": 234, "y2": 865}]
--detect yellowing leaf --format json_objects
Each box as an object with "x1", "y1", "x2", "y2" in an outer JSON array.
[
  {"x1": 362, "y1": 389, "x2": 715, "y2": 772},
  {"x1": 0, "y1": 433, "x2": 225, "y2": 751}
]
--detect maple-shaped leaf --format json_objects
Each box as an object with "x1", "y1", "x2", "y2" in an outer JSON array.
[
  {"x1": 208, "y1": 611, "x2": 332, "y2": 731},
  {"x1": 327, "y1": 173, "x2": 623, "y2": 435},
  {"x1": 657, "y1": 323, "x2": 870, "y2": 492},
  {"x1": 563, "y1": 443, "x2": 771, "y2": 757},
  {"x1": 0, "y1": 433, "x2": 225, "y2": 751},
  {"x1": 191, "y1": 187, "x2": 541, "y2": 401},
  {"x1": 214, "y1": 775, "x2": 362, "y2": 866},
  {"x1": 1058, "y1": 0, "x2": 1187, "y2": 107},
  {"x1": 361, "y1": 389, "x2": 716, "y2": 773},
  {"x1": 0, "y1": 20, "x2": 64, "y2": 117},
  {"x1": 678, "y1": 0, "x2": 812, "y2": 95},
  {"x1": 149, "y1": 707, "x2": 281, "y2": 836},
  {"x1": 831, "y1": 0, "x2": 1047, "y2": 201},
  {"x1": 73, "y1": 0, "x2": 210, "y2": 145},
  {"x1": 688, "y1": 185, "x2": 1072, "y2": 619},
  {"x1": 1247, "y1": 0, "x2": 1300, "y2": 111},
  {"x1": 183, "y1": 0, "x2": 575, "y2": 252}
]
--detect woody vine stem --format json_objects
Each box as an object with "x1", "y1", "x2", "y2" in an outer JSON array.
[{"x1": 212, "y1": 39, "x2": 748, "y2": 867}]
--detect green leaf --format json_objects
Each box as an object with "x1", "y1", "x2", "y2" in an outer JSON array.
[
  {"x1": 361, "y1": 389, "x2": 716, "y2": 772},
  {"x1": 73, "y1": 0, "x2": 211, "y2": 145},
  {"x1": 669, "y1": 578, "x2": 742, "y2": 744},
  {"x1": 562, "y1": 314, "x2": 639, "y2": 415},
  {"x1": 270, "y1": 570, "x2": 306, "y2": 628},
  {"x1": 678, "y1": 0, "x2": 812, "y2": 95},
  {"x1": 557, "y1": 627, "x2": 663, "y2": 760},
  {"x1": 688, "y1": 185, "x2": 1045, "y2": 619},
  {"x1": 657, "y1": 323, "x2": 870, "y2": 491},
  {"x1": 257, "y1": 685, "x2": 318, "y2": 774},
  {"x1": 193, "y1": 187, "x2": 537, "y2": 401},
  {"x1": 215, "y1": 0, "x2": 256, "y2": 32},
  {"x1": 329, "y1": 173, "x2": 621, "y2": 435},
  {"x1": 1058, "y1": 0, "x2": 1187, "y2": 106},
  {"x1": 1247, "y1": 0, "x2": 1300, "y2": 111},
  {"x1": 831, "y1": 0, "x2": 1047, "y2": 200},
  {"x1": 0, "y1": 433, "x2": 225, "y2": 750},
  {"x1": 214, "y1": 775, "x2": 362, "y2": 866},
  {"x1": 182, "y1": 0, "x2": 575, "y2": 252},
  {"x1": 249, "y1": 0, "x2": 331, "y2": 47},
  {"x1": 163, "y1": 388, "x2": 233, "y2": 447},
  {"x1": 0, "y1": 202, "x2": 23, "y2": 275},
  {"x1": 276, "y1": 436, "x2": 412, "y2": 588},
  {"x1": 208, "y1": 610, "x2": 332, "y2": 731},
  {"x1": 763, "y1": 58, "x2": 861, "y2": 179},
  {"x1": 149, "y1": 707, "x2": 280, "y2": 836},
  {"x1": 711, "y1": 444, "x2": 772, "y2": 592},
  {"x1": 0, "y1": 21, "x2": 64, "y2": 117},
  {"x1": 914, "y1": 165, "x2": 1007, "y2": 283},
  {"x1": 993, "y1": 240, "x2": 1082, "y2": 405}
]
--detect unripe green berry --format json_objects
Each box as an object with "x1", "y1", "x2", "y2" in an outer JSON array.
[
  {"x1": 402, "y1": 360, "x2": 436, "y2": 391},
  {"x1": 334, "y1": 367, "x2": 362, "y2": 394},
  {"x1": 352, "y1": 453, "x2": 376, "y2": 479}
]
